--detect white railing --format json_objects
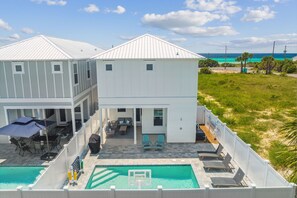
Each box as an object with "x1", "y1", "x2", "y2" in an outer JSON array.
[
  {"x1": 197, "y1": 106, "x2": 291, "y2": 188},
  {"x1": 2, "y1": 185, "x2": 295, "y2": 198},
  {"x1": 32, "y1": 110, "x2": 101, "y2": 189}
]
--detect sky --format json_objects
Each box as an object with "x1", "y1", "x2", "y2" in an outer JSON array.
[{"x1": 0, "y1": 0, "x2": 296, "y2": 53}]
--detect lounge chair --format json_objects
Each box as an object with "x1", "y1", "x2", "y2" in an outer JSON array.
[
  {"x1": 142, "y1": 134, "x2": 153, "y2": 150},
  {"x1": 10, "y1": 138, "x2": 21, "y2": 151},
  {"x1": 18, "y1": 142, "x2": 32, "y2": 156},
  {"x1": 198, "y1": 144, "x2": 224, "y2": 159},
  {"x1": 154, "y1": 134, "x2": 165, "y2": 150},
  {"x1": 203, "y1": 153, "x2": 232, "y2": 171},
  {"x1": 211, "y1": 168, "x2": 245, "y2": 187}
]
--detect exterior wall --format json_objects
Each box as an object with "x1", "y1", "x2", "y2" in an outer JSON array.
[
  {"x1": 142, "y1": 108, "x2": 167, "y2": 134},
  {"x1": 108, "y1": 108, "x2": 133, "y2": 121},
  {"x1": 97, "y1": 59, "x2": 198, "y2": 143},
  {"x1": 0, "y1": 60, "x2": 71, "y2": 99}
]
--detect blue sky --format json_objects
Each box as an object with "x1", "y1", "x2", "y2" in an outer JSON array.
[{"x1": 0, "y1": 0, "x2": 296, "y2": 53}]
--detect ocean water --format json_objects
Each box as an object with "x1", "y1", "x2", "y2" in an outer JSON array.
[
  {"x1": 86, "y1": 165, "x2": 199, "y2": 189},
  {"x1": 199, "y1": 53, "x2": 297, "y2": 63}
]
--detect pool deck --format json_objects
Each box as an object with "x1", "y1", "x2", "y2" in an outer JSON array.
[{"x1": 69, "y1": 129, "x2": 251, "y2": 189}]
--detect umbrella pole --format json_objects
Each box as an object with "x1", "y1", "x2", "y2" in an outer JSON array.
[{"x1": 44, "y1": 119, "x2": 50, "y2": 153}]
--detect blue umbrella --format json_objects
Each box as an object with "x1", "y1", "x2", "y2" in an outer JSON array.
[{"x1": 0, "y1": 117, "x2": 46, "y2": 138}]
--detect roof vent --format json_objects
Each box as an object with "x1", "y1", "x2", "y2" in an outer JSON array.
[{"x1": 176, "y1": 52, "x2": 179, "y2": 56}]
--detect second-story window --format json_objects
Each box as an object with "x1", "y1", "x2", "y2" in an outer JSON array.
[
  {"x1": 106, "y1": 64, "x2": 112, "y2": 71},
  {"x1": 74, "y1": 63, "x2": 79, "y2": 85},
  {"x1": 51, "y1": 62, "x2": 62, "y2": 73},
  {"x1": 13, "y1": 62, "x2": 24, "y2": 74},
  {"x1": 146, "y1": 64, "x2": 153, "y2": 71},
  {"x1": 87, "y1": 62, "x2": 91, "y2": 79}
]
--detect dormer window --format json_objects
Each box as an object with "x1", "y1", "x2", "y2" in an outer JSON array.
[
  {"x1": 51, "y1": 62, "x2": 62, "y2": 73},
  {"x1": 146, "y1": 64, "x2": 153, "y2": 71},
  {"x1": 106, "y1": 64, "x2": 112, "y2": 71},
  {"x1": 13, "y1": 62, "x2": 24, "y2": 74}
]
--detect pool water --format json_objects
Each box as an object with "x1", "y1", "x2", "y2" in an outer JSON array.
[
  {"x1": 0, "y1": 166, "x2": 44, "y2": 189},
  {"x1": 86, "y1": 165, "x2": 199, "y2": 189}
]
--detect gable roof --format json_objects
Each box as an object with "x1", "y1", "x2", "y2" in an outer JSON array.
[
  {"x1": 92, "y1": 34, "x2": 203, "y2": 60},
  {"x1": 0, "y1": 35, "x2": 104, "y2": 61}
]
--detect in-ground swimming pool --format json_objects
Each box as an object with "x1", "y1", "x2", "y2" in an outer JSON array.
[
  {"x1": 0, "y1": 166, "x2": 45, "y2": 189},
  {"x1": 86, "y1": 165, "x2": 199, "y2": 189}
]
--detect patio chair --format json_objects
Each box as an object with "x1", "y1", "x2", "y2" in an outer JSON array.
[
  {"x1": 211, "y1": 168, "x2": 245, "y2": 187},
  {"x1": 51, "y1": 135, "x2": 62, "y2": 151},
  {"x1": 198, "y1": 144, "x2": 224, "y2": 159},
  {"x1": 18, "y1": 142, "x2": 32, "y2": 156},
  {"x1": 154, "y1": 134, "x2": 165, "y2": 150},
  {"x1": 142, "y1": 134, "x2": 153, "y2": 150},
  {"x1": 10, "y1": 138, "x2": 21, "y2": 151},
  {"x1": 203, "y1": 153, "x2": 232, "y2": 171}
]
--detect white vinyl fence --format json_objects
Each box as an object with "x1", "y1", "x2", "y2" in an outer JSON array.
[{"x1": 32, "y1": 111, "x2": 100, "y2": 189}]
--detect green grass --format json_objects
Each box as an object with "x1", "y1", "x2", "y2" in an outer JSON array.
[{"x1": 198, "y1": 73, "x2": 297, "y2": 161}]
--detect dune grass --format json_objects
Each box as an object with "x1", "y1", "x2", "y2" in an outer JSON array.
[{"x1": 198, "y1": 73, "x2": 297, "y2": 168}]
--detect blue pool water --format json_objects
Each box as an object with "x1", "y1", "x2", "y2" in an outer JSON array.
[
  {"x1": 86, "y1": 165, "x2": 199, "y2": 189},
  {"x1": 0, "y1": 166, "x2": 44, "y2": 189}
]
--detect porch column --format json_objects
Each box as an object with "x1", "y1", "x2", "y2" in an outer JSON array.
[
  {"x1": 133, "y1": 108, "x2": 137, "y2": 144},
  {"x1": 80, "y1": 103, "x2": 84, "y2": 124},
  {"x1": 105, "y1": 108, "x2": 108, "y2": 121},
  {"x1": 71, "y1": 108, "x2": 76, "y2": 134},
  {"x1": 99, "y1": 107, "x2": 103, "y2": 144}
]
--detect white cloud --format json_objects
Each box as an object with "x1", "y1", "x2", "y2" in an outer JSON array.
[
  {"x1": 185, "y1": 0, "x2": 241, "y2": 15},
  {"x1": 169, "y1": 37, "x2": 187, "y2": 43},
  {"x1": 21, "y1": 27, "x2": 34, "y2": 34},
  {"x1": 119, "y1": 35, "x2": 137, "y2": 41},
  {"x1": 83, "y1": 4, "x2": 99, "y2": 13},
  {"x1": 0, "y1": 33, "x2": 21, "y2": 43},
  {"x1": 31, "y1": 0, "x2": 67, "y2": 6},
  {"x1": 0, "y1": 19, "x2": 12, "y2": 31},
  {"x1": 142, "y1": 10, "x2": 237, "y2": 37},
  {"x1": 9, "y1": 33, "x2": 20, "y2": 40},
  {"x1": 241, "y1": 5, "x2": 275, "y2": 22},
  {"x1": 113, "y1": 6, "x2": 126, "y2": 14}
]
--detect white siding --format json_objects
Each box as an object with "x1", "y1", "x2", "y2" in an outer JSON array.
[{"x1": 142, "y1": 108, "x2": 167, "y2": 135}]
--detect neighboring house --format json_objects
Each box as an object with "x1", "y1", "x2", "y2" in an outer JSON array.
[
  {"x1": 293, "y1": 55, "x2": 297, "y2": 61},
  {"x1": 0, "y1": 35, "x2": 104, "y2": 143},
  {"x1": 93, "y1": 34, "x2": 203, "y2": 144}
]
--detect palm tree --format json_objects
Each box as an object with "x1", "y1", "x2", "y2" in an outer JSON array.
[
  {"x1": 236, "y1": 56, "x2": 244, "y2": 73},
  {"x1": 241, "y1": 52, "x2": 253, "y2": 70},
  {"x1": 261, "y1": 56, "x2": 275, "y2": 74}
]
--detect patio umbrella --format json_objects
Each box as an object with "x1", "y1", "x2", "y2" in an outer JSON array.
[{"x1": 0, "y1": 117, "x2": 56, "y2": 160}]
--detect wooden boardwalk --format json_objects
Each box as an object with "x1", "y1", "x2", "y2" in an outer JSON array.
[{"x1": 200, "y1": 125, "x2": 219, "y2": 144}]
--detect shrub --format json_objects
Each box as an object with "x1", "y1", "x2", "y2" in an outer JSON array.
[
  {"x1": 199, "y1": 67, "x2": 212, "y2": 74},
  {"x1": 286, "y1": 64, "x2": 297, "y2": 73},
  {"x1": 199, "y1": 59, "x2": 219, "y2": 67},
  {"x1": 221, "y1": 63, "x2": 236, "y2": 67}
]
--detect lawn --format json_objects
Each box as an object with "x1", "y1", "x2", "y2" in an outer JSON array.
[{"x1": 198, "y1": 73, "x2": 297, "y2": 175}]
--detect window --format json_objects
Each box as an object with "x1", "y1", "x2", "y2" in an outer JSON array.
[
  {"x1": 45, "y1": 109, "x2": 55, "y2": 118},
  {"x1": 106, "y1": 64, "x2": 112, "y2": 71},
  {"x1": 51, "y1": 62, "x2": 62, "y2": 73},
  {"x1": 146, "y1": 64, "x2": 153, "y2": 71},
  {"x1": 73, "y1": 63, "x2": 79, "y2": 85},
  {"x1": 154, "y1": 109, "x2": 163, "y2": 126},
  {"x1": 117, "y1": 108, "x2": 126, "y2": 112},
  {"x1": 87, "y1": 62, "x2": 91, "y2": 79},
  {"x1": 75, "y1": 106, "x2": 81, "y2": 112},
  {"x1": 13, "y1": 62, "x2": 24, "y2": 74}
]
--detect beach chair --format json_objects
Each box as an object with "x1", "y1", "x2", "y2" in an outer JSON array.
[
  {"x1": 154, "y1": 134, "x2": 165, "y2": 150},
  {"x1": 198, "y1": 144, "x2": 224, "y2": 159},
  {"x1": 203, "y1": 153, "x2": 232, "y2": 171},
  {"x1": 211, "y1": 168, "x2": 245, "y2": 187},
  {"x1": 142, "y1": 134, "x2": 153, "y2": 150}
]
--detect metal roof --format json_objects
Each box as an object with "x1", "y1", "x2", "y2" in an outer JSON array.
[
  {"x1": 92, "y1": 34, "x2": 203, "y2": 60},
  {"x1": 0, "y1": 35, "x2": 104, "y2": 61}
]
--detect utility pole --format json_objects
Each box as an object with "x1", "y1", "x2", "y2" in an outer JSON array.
[
  {"x1": 283, "y1": 45, "x2": 287, "y2": 59},
  {"x1": 272, "y1": 41, "x2": 276, "y2": 58}
]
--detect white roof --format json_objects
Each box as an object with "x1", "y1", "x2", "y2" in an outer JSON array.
[
  {"x1": 0, "y1": 35, "x2": 104, "y2": 61},
  {"x1": 93, "y1": 34, "x2": 203, "y2": 60}
]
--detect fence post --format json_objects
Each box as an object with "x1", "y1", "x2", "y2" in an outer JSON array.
[
  {"x1": 204, "y1": 185, "x2": 209, "y2": 198},
  {"x1": 16, "y1": 186, "x2": 23, "y2": 198},
  {"x1": 250, "y1": 184, "x2": 256, "y2": 198},
  {"x1": 290, "y1": 183, "x2": 297, "y2": 198},
  {"x1": 223, "y1": 123, "x2": 227, "y2": 145},
  {"x1": 203, "y1": 105, "x2": 206, "y2": 124},
  {"x1": 233, "y1": 132, "x2": 237, "y2": 158},
  {"x1": 90, "y1": 116, "x2": 93, "y2": 133},
  {"x1": 75, "y1": 132, "x2": 79, "y2": 155},
  {"x1": 157, "y1": 185, "x2": 163, "y2": 198},
  {"x1": 28, "y1": 184, "x2": 33, "y2": 190},
  {"x1": 109, "y1": 185, "x2": 115, "y2": 198},
  {"x1": 83, "y1": 124, "x2": 87, "y2": 148},
  {"x1": 64, "y1": 144, "x2": 68, "y2": 170},
  {"x1": 245, "y1": 144, "x2": 251, "y2": 174},
  {"x1": 264, "y1": 160, "x2": 270, "y2": 187},
  {"x1": 63, "y1": 185, "x2": 69, "y2": 198}
]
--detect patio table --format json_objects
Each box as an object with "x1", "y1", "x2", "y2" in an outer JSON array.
[{"x1": 119, "y1": 126, "x2": 127, "y2": 135}]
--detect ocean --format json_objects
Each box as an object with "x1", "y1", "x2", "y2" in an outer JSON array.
[{"x1": 199, "y1": 53, "x2": 297, "y2": 63}]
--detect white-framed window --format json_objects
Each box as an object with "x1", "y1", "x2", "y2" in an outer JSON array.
[
  {"x1": 146, "y1": 64, "x2": 153, "y2": 71},
  {"x1": 106, "y1": 64, "x2": 112, "y2": 71},
  {"x1": 12, "y1": 62, "x2": 24, "y2": 74},
  {"x1": 117, "y1": 108, "x2": 126, "y2": 112},
  {"x1": 87, "y1": 62, "x2": 91, "y2": 79},
  {"x1": 51, "y1": 62, "x2": 63, "y2": 73},
  {"x1": 73, "y1": 63, "x2": 79, "y2": 85},
  {"x1": 154, "y1": 109, "x2": 163, "y2": 126}
]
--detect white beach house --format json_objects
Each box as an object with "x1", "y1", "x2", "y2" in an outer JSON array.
[
  {"x1": 0, "y1": 35, "x2": 103, "y2": 143},
  {"x1": 93, "y1": 34, "x2": 203, "y2": 144}
]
